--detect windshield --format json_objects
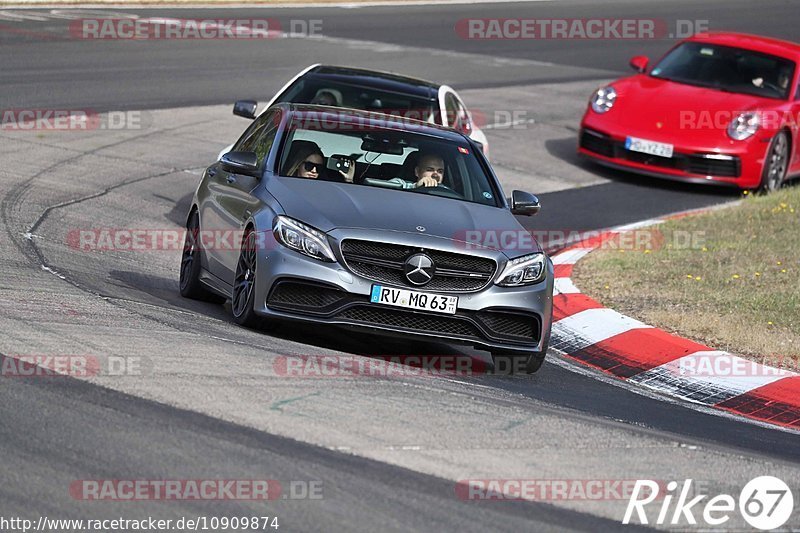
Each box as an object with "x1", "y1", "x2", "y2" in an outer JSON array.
[
  {"x1": 650, "y1": 42, "x2": 796, "y2": 100},
  {"x1": 277, "y1": 117, "x2": 500, "y2": 207},
  {"x1": 275, "y1": 78, "x2": 439, "y2": 123}
]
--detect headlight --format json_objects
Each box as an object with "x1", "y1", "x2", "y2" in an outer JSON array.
[
  {"x1": 496, "y1": 253, "x2": 546, "y2": 287},
  {"x1": 727, "y1": 112, "x2": 759, "y2": 140},
  {"x1": 273, "y1": 216, "x2": 335, "y2": 262},
  {"x1": 591, "y1": 86, "x2": 617, "y2": 114}
]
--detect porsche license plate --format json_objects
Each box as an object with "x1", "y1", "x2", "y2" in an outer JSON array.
[
  {"x1": 370, "y1": 285, "x2": 458, "y2": 315},
  {"x1": 625, "y1": 136, "x2": 674, "y2": 158}
]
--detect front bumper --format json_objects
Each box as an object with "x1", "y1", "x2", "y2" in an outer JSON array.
[
  {"x1": 578, "y1": 116, "x2": 771, "y2": 189},
  {"x1": 253, "y1": 230, "x2": 553, "y2": 354}
]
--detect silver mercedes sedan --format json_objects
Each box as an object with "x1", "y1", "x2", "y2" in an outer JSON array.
[{"x1": 180, "y1": 104, "x2": 553, "y2": 373}]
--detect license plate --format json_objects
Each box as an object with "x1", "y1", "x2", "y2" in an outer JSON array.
[
  {"x1": 625, "y1": 136, "x2": 674, "y2": 158},
  {"x1": 370, "y1": 285, "x2": 458, "y2": 315}
]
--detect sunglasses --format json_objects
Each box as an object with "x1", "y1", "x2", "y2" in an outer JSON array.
[{"x1": 302, "y1": 160, "x2": 323, "y2": 172}]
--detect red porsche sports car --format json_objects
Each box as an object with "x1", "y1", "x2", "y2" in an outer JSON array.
[{"x1": 579, "y1": 32, "x2": 800, "y2": 191}]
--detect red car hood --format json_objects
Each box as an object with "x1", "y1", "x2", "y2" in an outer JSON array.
[{"x1": 600, "y1": 75, "x2": 777, "y2": 146}]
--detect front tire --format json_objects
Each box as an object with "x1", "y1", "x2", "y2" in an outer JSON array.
[
  {"x1": 759, "y1": 131, "x2": 789, "y2": 193},
  {"x1": 231, "y1": 229, "x2": 261, "y2": 328},
  {"x1": 180, "y1": 211, "x2": 224, "y2": 303},
  {"x1": 492, "y1": 326, "x2": 550, "y2": 374}
]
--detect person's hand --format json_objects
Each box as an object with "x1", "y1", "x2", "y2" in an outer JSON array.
[
  {"x1": 338, "y1": 158, "x2": 355, "y2": 183},
  {"x1": 415, "y1": 176, "x2": 439, "y2": 188}
]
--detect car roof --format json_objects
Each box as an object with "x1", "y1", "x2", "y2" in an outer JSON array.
[
  {"x1": 687, "y1": 32, "x2": 800, "y2": 61},
  {"x1": 281, "y1": 103, "x2": 470, "y2": 142},
  {"x1": 305, "y1": 65, "x2": 440, "y2": 100}
]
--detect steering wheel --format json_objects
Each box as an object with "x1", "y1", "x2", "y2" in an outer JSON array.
[
  {"x1": 761, "y1": 81, "x2": 784, "y2": 96},
  {"x1": 416, "y1": 184, "x2": 463, "y2": 199}
]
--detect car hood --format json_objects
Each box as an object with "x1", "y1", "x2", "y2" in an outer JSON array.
[
  {"x1": 603, "y1": 75, "x2": 773, "y2": 133},
  {"x1": 266, "y1": 176, "x2": 541, "y2": 254}
]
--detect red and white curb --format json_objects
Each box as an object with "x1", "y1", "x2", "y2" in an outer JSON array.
[{"x1": 549, "y1": 208, "x2": 800, "y2": 431}]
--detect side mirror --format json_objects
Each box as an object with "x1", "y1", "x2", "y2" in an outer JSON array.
[
  {"x1": 233, "y1": 100, "x2": 257, "y2": 119},
  {"x1": 510, "y1": 190, "x2": 541, "y2": 216},
  {"x1": 629, "y1": 55, "x2": 649, "y2": 74},
  {"x1": 220, "y1": 151, "x2": 260, "y2": 177}
]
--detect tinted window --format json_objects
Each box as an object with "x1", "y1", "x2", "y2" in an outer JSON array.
[
  {"x1": 651, "y1": 42, "x2": 796, "y2": 100},
  {"x1": 253, "y1": 125, "x2": 278, "y2": 167},
  {"x1": 444, "y1": 93, "x2": 459, "y2": 128},
  {"x1": 278, "y1": 116, "x2": 500, "y2": 207},
  {"x1": 275, "y1": 78, "x2": 438, "y2": 123},
  {"x1": 234, "y1": 111, "x2": 279, "y2": 166}
]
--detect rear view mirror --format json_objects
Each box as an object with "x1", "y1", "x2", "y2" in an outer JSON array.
[
  {"x1": 233, "y1": 100, "x2": 257, "y2": 119},
  {"x1": 510, "y1": 190, "x2": 541, "y2": 216},
  {"x1": 360, "y1": 136, "x2": 404, "y2": 155},
  {"x1": 220, "y1": 151, "x2": 260, "y2": 177}
]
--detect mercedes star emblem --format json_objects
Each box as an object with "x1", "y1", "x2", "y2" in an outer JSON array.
[{"x1": 404, "y1": 253, "x2": 435, "y2": 286}]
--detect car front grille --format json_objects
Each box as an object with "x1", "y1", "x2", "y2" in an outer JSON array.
[
  {"x1": 267, "y1": 279, "x2": 540, "y2": 346},
  {"x1": 685, "y1": 156, "x2": 741, "y2": 177},
  {"x1": 580, "y1": 129, "x2": 741, "y2": 178},
  {"x1": 335, "y1": 306, "x2": 540, "y2": 344},
  {"x1": 336, "y1": 306, "x2": 481, "y2": 338},
  {"x1": 267, "y1": 280, "x2": 346, "y2": 313},
  {"x1": 624, "y1": 149, "x2": 679, "y2": 169},
  {"x1": 341, "y1": 240, "x2": 497, "y2": 292},
  {"x1": 580, "y1": 129, "x2": 616, "y2": 157},
  {"x1": 475, "y1": 311, "x2": 538, "y2": 340}
]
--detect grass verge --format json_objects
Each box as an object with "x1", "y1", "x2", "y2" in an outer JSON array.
[{"x1": 572, "y1": 186, "x2": 800, "y2": 370}]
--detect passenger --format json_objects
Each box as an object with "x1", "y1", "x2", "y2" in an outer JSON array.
[
  {"x1": 285, "y1": 141, "x2": 324, "y2": 179},
  {"x1": 284, "y1": 140, "x2": 355, "y2": 183}
]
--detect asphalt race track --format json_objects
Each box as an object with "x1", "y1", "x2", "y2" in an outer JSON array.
[{"x1": 1, "y1": 1, "x2": 799, "y2": 531}]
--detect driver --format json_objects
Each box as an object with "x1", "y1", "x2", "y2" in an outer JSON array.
[
  {"x1": 413, "y1": 153, "x2": 445, "y2": 188},
  {"x1": 310, "y1": 88, "x2": 343, "y2": 107},
  {"x1": 386, "y1": 152, "x2": 445, "y2": 189}
]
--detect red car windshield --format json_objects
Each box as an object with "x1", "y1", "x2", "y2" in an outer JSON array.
[{"x1": 650, "y1": 42, "x2": 796, "y2": 100}]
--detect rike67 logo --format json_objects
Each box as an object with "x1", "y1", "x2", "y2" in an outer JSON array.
[{"x1": 623, "y1": 477, "x2": 794, "y2": 530}]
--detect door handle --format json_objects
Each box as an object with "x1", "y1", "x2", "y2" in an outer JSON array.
[
  {"x1": 207, "y1": 168, "x2": 217, "y2": 177},
  {"x1": 226, "y1": 176, "x2": 236, "y2": 184}
]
